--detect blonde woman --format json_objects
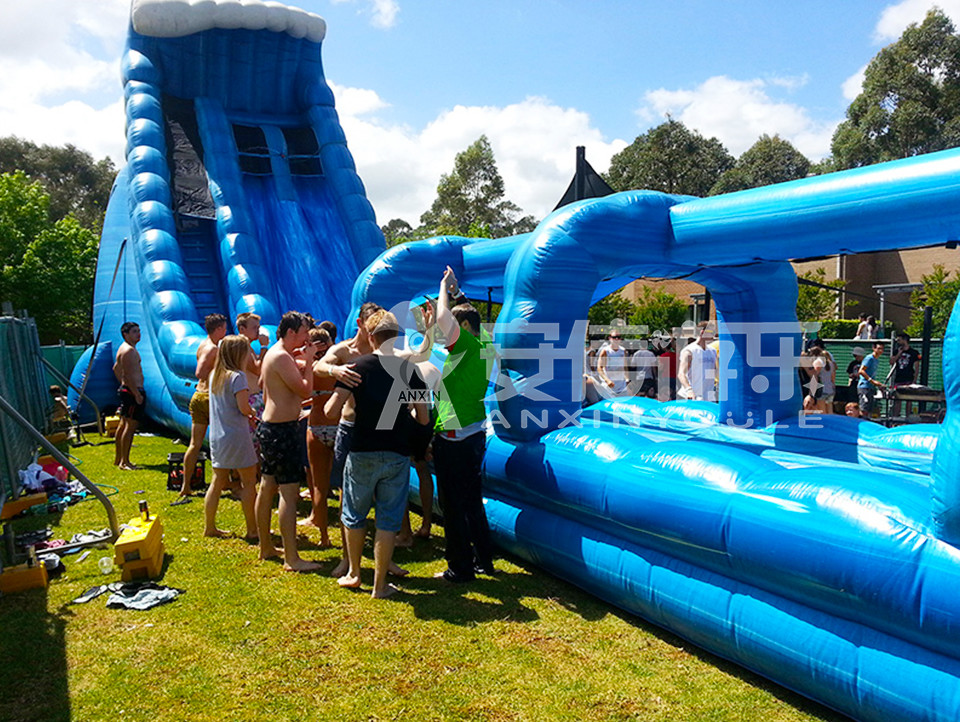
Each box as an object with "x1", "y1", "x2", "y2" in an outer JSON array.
[{"x1": 205, "y1": 334, "x2": 259, "y2": 539}]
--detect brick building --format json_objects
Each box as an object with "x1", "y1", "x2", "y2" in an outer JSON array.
[{"x1": 622, "y1": 247, "x2": 960, "y2": 332}]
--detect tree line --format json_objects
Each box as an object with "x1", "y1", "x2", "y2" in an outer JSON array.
[{"x1": 0, "y1": 138, "x2": 115, "y2": 344}]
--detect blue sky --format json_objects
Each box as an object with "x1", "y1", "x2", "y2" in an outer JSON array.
[{"x1": 1, "y1": 0, "x2": 958, "y2": 225}]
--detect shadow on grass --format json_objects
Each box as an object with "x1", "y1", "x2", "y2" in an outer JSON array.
[{"x1": 0, "y1": 585, "x2": 70, "y2": 721}]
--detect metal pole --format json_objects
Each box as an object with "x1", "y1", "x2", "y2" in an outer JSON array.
[
  {"x1": 38, "y1": 356, "x2": 104, "y2": 436},
  {"x1": 879, "y1": 289, "x2": 886, "y2": 335},
  {"x1": 920, "y1": 305, "x2": 933, "y2": 387},
  {"x1": 0, "y1": 392, "x2": 119, "y2": 542}
]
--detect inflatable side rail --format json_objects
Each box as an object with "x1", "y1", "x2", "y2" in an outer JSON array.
[
  {"x1": 123, "y1": 47, "x2": 206, "y2": 410},
  {"x1": 485, "y1": 426, "x2": 960, "y2": 660},
  {"x1": 590, "y1": 396, "x2": 939, "y2": 474},
  {"x1": 484, "y1": 493, "x2": 960, "y2": 722},
  {"x1": 493, "y1": 191, "x2": 802, "y2": 441}
]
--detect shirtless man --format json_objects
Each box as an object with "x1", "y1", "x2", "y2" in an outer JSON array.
[
  {"x1": 113, "y1": 322, "x2": 144, "y2": 470},
  {"x1": 254, "y1": 311, "x2": 320, "y2": 572},
  {"x1": 314, "y1": 302, "x2": 383, "y2": 576},
  {"x1": 177, "y1": 313, "x2": 228, "y2": 501}
]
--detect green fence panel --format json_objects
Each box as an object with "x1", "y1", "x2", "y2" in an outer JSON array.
[
  {"x1": 40, "y1": 343, "x2": 88, "y2": 389},
  {"x1": 822, "y1": 338, "x2": 943, "y2": 390},
  {"x1": 0, "y1": 317, "x2": 50, "y2": 500}
]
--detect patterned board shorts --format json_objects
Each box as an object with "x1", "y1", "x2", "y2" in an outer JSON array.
[{"x1": 256, "y1": 420, "x2": 305, "y2": 485}]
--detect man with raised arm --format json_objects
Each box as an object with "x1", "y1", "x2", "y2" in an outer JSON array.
[
  {"x1": 113, "y1": 322, "x2": 145, "y2": 471},
  {"x1": 176, "y1": 313, "x2": 228, "y2": 502},
  {"x1": 254, "y1": 311, "x2": 320, "y2": 572},
  {"x1": 433, "y1": 266, "x2": 495, "y2": 583},
  {"x1": 313, "y1": 301, "x2": 383, "y2": 577}
]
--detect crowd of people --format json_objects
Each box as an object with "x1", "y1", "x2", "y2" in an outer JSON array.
[
  {"x1": 111, "y1": 267, "x2": 496, "y2": 598},
  {"x1": 582, "y1": 320, "x2": 925, "y2": 422},
  {"x1": 108, "y1": 291, "x2": 932, "y2": 594},
  {"x1": 583, "y1": 321, "x2": 717, "y2": 405}
]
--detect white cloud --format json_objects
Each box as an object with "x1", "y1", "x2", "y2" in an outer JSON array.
[
  {"x1": 329, "y1": 0, "x2": 399, "y2": 29},
  {"x1": 842, "y1": 64, "x2": 868, "y2": 101},
  {"x1": 638, "y1": 75, "x2": 838, "y2": 160},
  {"x1": 875, "y1": 0, "x2": 960, "y2": 42},
  {"x1": 0, "y1": 0, "x2": 127, "y2": 162},
  {"x1": 331, "y1": 87, "x2": 627, "y2": 225},
  {"x1": 370, "y1": 0, "x2": 399, "y2": 28},
  {"x1": 0, "y1": 97, "x2": 126, "y2": 164}
]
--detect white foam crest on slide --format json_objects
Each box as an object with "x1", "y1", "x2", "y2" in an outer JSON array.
[{"x1": 131, "y1": 0, "x2": 326, "y2": 42}]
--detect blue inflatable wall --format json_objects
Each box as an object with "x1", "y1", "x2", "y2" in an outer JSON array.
[{"x1": 74, "y1": 2, "x2": 960, "y2": 719}]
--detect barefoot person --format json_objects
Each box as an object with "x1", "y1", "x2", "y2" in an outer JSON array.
[
  {"x1": 301, "y1": 326, "x2": 335, "y2": 544},
  {"x1": 314, "y1": 301, "x2": 383, "y2": 576},
  {"x1": 204, "y1": 335, "x2": 259, "y2": 540},
  {"x1": 177, "y1": 313, "x2": 228, "y2": 501},
  {"x1": 113, "y1": 322, "x2": 144, "y2": 471},
  {"x1": 254, "y1": 311, "x2": 320, "y2": 572},
  {"x1": 324, "y1": 310, "x2": 430, "y2": 598}
]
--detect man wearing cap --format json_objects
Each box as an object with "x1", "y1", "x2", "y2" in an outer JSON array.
[
  {"x1": 847, "y1": 347, "x2": 866, "y2": 391},
  {"x1": 890, "y1": 333, "x2": 922, "y2": 418}
]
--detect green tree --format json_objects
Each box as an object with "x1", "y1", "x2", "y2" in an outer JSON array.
[
  {"x1": 709, "y1": 135, "x2": 810, "y2": 194},
  {"x1": 906, "y1": 264, "x2": 960, "y2": 336},
  {"x1": 628, "y1": 286, "x2": 687, "y2": 333},
  {"x1": 381, "y1": 218, "x2": 414, "y2": 247},
  {"x1": 419, "y1": 136, "x2": 536, "y2": 238},
  {"x1": 605, "y1": 119, "x2": 734, "y2": 196},
  {"x1": 831, "y1": 9, "x2": 960, "y2": 169},
  {"x1": 0, "y1": 172, "x2": 98, "y2": 343},
  {"x1": 796, "y1": 268, "x2": 846, "y2": 321},
  {"x1": 588, "y1": 290, "x2": 637, "y2": 326},
  {"x1": 0, "y1": 136, "x2": 115, "y2": 232}
]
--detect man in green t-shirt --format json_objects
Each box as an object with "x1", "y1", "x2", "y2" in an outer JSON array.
[{"x1": 432, "y1": 266, "x2": 495, "y2": 583}]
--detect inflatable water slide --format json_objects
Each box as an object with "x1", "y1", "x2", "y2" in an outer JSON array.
[
  {"x1": 70, "y1": 0, "x2": 383, "y2": 435},
  {"x1": 73, "y1": 1, "x2": 960, "y2": 719},
  {"x1": 358, "y1": 161, "x2": 960, "y2": 721}
]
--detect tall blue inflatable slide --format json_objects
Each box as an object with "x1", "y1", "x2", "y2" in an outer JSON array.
[{"x1": 71, "y1": 1, "x2": 960, "y2": 719}]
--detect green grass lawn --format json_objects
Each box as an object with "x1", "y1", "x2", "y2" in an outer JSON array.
[{"x1": 0, "y1": 431, "x2": 848, "y2": 722}]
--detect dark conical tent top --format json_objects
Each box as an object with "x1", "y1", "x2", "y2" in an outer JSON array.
[{"x1": 553, "y1": 146, "x2": 615, "y2": 210}]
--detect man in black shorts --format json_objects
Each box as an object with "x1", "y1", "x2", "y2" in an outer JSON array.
[
  {"x1": 254, "y1": 311, "x2": 319, "y2": 572},
  {"x1": 113, "y1": 322, "x2": 145, "y2": 470}
]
